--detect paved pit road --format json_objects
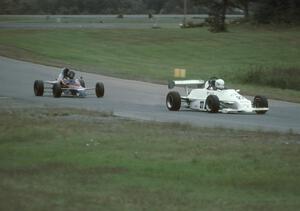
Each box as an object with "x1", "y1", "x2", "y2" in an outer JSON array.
[{"x1": 1, "y1": 56, "x2": 299, "y2": 133}]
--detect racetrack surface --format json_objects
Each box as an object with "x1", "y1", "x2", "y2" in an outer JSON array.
[{"x1": 1, "y1": 56, "x2": 300, "y2": 133}]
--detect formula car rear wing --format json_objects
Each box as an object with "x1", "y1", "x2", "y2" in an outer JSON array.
[
  {"x1": 168, "y1": 80, "x2": 205, "y2": 95},
  {"x1": 168, "y1": 80, "x2": 205, "y2": 89},
  {"x1": 45, "y1": 80, "x2": 58, "y2": 84}
]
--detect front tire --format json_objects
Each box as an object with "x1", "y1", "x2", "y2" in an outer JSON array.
[
  {"x1": 52, "y1": 83, "x2": 62, "y2": 98},
  {"x1": 253, "y1": 95, "x2": 268, "y2": 114},
  {"x1": 166, "y1": 91, "x2": 181, "y2": 111},
  {"x1": 34, "y1": 80, "x2": 44, "y2": 96},
  {"x1": 205, "y1": 95, "x2": 220, "y2": 113},
  {"x1": 95, "y1": 82, "x2": 104, "y2": 98}
]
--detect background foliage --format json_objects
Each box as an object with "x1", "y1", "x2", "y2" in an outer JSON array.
[{"x1": 0, "y1": 0, "x2": 299, "y2": 24}]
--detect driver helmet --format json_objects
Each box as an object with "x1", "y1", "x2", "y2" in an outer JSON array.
[
  {"x1": 215, "y1": 79, "x2": 225, "y2": 89},
  {"x1": 68, "y1": 71, "x2": 75, "y2": 79},
  {"x1": 62, "y1": 68, "x2": 69, "y2": 78}
]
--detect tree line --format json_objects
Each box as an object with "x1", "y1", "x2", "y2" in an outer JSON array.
[
  {"x1": 0, "y1": 0, "x2": 202, "y2": 15},
  {"x1": 1, "y1": 0, "x2": 299, "y2": 25}
]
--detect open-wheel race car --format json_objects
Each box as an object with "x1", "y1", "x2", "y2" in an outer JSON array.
[
  {"x1": 166, "y1": 77, "x2": 269, "y2": 114},
  {"x1": 33, "y1": 68, "x2": 104, "y2": 98}
]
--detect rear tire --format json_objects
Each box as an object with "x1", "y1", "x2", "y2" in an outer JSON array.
[
  {"x1": 95, "y1": 82, "x2": 104, "y2": 98},
  {"x1": 166, "y1": 91, "x2": 181, "y2": 111},
  {"x1": 34, "y1": 80, "x2": 44, "y2": 96},
  {"x1": 52, "y1": 83, "x2": 62, "y2": 98},
  {"x1": 205, "y1": 95, "x2": 220, "y2": 113},
  {"x1": 253, "y1": 95, "x2": 268, "y2": 114}
]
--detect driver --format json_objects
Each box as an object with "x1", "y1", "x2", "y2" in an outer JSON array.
[
  {"x1": 215, "y1": 79, "x2": 225, "y2": 90},
  {"x1": 57, "y1": 68, "x2": 76, "y2": 86},
  {"x1": 207, "y1": 78, "x2": 225, "y2": 90},
  {"x1": 67, "y1": 70, "x2": 75, "y2": 80},
  {"x1": 57, "y1": 67, "x2": 70, "y2": 82}
]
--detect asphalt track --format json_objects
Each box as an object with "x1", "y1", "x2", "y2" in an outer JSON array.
[{"x1": 1, "y1": 56, "x2": 300, "y2": 133}]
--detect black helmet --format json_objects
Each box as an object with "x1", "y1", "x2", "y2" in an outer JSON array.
[
  {"x1": 68, "y1": 71, "x2": 75, "y2": 79},
  {"x1": 63, "y1": 68, "x2": 69, "y2": 77}
]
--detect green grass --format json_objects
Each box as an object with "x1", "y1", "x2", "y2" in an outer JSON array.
[
  {"x1": 0, "y1": 108, "x2": 300, "y2": 210},
  {"x1": 0, "y1": 25, "x2": 299, "y2": 102},
  {"x1": 242, "y1": 66, "x2": 300, "y2": 90}
]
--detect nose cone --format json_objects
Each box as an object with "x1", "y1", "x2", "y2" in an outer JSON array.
[
  {"x1": 78, "y1": 90, "x2": 87, "y2": 97},
  {"x1": 238, "y1": 99, "x2": 252, "y2": 112}
]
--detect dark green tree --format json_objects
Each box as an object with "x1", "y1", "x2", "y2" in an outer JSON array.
[
  {"x1": 253, "y1": 0, "x2": 300, "y2": 24},
  {"x1": 143, "y1": 0, "x2": 168, "y2": 14},
  {"x1": 194, "y1": 0, "x2": 229, "y2": 32},
  {"x1": 230, "y1": 0, "x2": 251, "y2": 18}
]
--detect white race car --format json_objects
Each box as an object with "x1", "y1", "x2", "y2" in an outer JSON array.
[
  {"x1": 166, "y1": 78, "x2": 269, "y2": 114},
  {"x1": 34, "y1": 71, "x2": 104, "y2": 98}
]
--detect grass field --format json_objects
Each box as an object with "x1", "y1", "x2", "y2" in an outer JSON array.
[
  {"x1": 1, "y1": 107, "x2": 300, "y2": 211},
  {"x1": 0, "y1": 20, "x2": 299, "y2": 102},
  {"x1": 1, "y1": 16, "x2": 299, "y2": 210}
]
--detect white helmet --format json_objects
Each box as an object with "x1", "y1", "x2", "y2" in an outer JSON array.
[{"x1": 215, "y1": 79, "x2": 225, "y2": 89}]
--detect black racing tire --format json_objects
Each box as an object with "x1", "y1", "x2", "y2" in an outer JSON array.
[
  {"x1": 52, "y1": 83, "x2": 62, "y2": 98},
  {"x1": 205, "y1": 95, "x2": 220, "y2": 113},
  {"x1": 95, "y1": 82, "x2": 104, "y2": 98},
  {"x1": 34, "y1": 80, "x2": 44, "y2": 96},
  {"x1": 79, "y1": 79, "x2": 85, "y2": 88},
  {"x1": 166, "y1": 91, "x2": 181, "y2": 111},
  {"x1": 253, "y1": 95, "x2": 268, "y2": 114}
]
